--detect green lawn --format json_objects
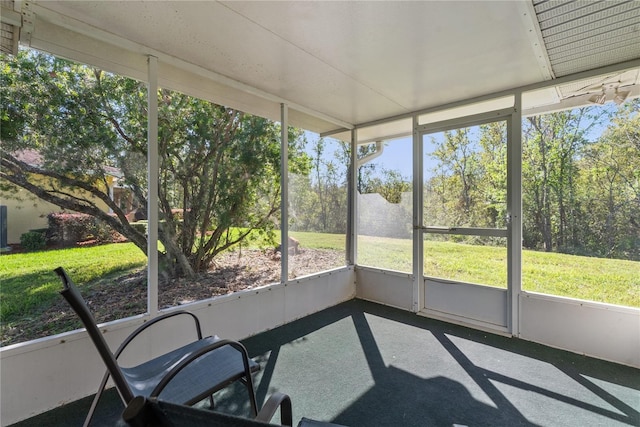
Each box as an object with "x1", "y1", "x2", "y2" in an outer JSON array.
[
  {"x1": 0, "y1": 243, "x2": 147, "y2": 322},
  {"x1": 290, "y1": 231, "x2": 346, "y2": 249},
  {"x1": 0, "y1": 230, "x2": 321, "y2": 325},
  {"x1": 356, "y1": 235, "x2": 639, "y2": 308},
  {"x1": 1, "y1": 233, "x2": 638, "y2": 343}
]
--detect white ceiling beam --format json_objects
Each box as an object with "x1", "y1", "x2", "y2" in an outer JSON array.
[{"x1": 517, "y1": 0, "x2": 555, "y2": 81}]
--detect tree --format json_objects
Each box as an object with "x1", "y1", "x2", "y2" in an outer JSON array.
[
  {"x1": 425, "y1": 128, "x2": 483, "y2": 227},
  {"x1": 520, "y1": 104, "x2": 639, "y2": 258},
  {"x1": 1, "y1": 49, "x2": 307, "y2": 278},
  {"x1": 478, "y1": 122, "x2": 507, "y2": 228},
  {"x1": 355, "y1": 143, "x2": 381, "y2": 194},
  {"x1": 522, "y1": 109, "x2": 598, "y2": 251},
  {"x1": 362, "y1": 168, "x2": 411, "y2": 205},
  {"x1": 577, "y1": 101, "x2": 640, "y2": 259},
  {"x1": 310, "y1": 138, "x2": 349, "y2": 233},
  {"x1": 288, "y1": 135, "x2": 349, "y2": 234}
]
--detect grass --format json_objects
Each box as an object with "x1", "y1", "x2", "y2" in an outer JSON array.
[
  {"x1": 357, "y1": 235, "x2": 639, "y2": 307},
  {"x1": 522, "y1": 250, "x2": 640, "y2": 306},
  {"x1": 1, "y1": 233, "x2": 638, "y2": 344},
  {"x1": 290, "y1": 231, "x2": 346, "y2": 249},
  {"x1": 0, "y1": 231, "x2": 341, "y2": 327},
  {"x1": 357, "y1": 235, "x2": 414, "y2": 272},
  {"x1": 0, "y1": 243, "x2": 147, "y2": 323}
]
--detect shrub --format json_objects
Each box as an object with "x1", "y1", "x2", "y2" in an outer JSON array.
[
  {"x1": 93, "y1": 218, "x2": 125, "y2": 243},
  {"x1": 47, "y1": 212, "x2": 122, "y2": 246},
  {"x1": 130, "y1": 221, "x2": 148, "y2": 235},
  {"x1": 47, "y1": 212, "x2": 94, "y2": 245},
  {"x1": 20, "y1": 231, "x2": 46, "y2": 252}
]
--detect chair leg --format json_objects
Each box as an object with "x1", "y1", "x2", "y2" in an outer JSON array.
[
  {"x1": 208, "y1": 395, "x2": 215, "y2": 410},
  {"x1": 83, "y1": 370, "x2": 115, "y2": 427},
  {"x1": 228, "y1": 341, "x2": 259, "y2": 418},
  {"x1": 244, "y1": 376, "x2": 259, "y2": 417}
]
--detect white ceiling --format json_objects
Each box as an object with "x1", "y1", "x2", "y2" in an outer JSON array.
[{"x1": 5, "y1": 0, "x2": 640, "y2": 137}]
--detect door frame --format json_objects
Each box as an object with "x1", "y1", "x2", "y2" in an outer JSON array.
[{"x1": 412, "y1": 105, "x2": 522, "y2": 335}]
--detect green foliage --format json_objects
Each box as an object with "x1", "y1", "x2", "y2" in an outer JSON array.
[
  {"x1": 1, "y1": 233, "x2": 638, "y2": 346},
  {"x1": 417, "y1": 107, "x2": 639, "y2": 261},
  {"x1": 521, "y1": 105, "x2": 639, "y2": 259},
  {"x1": 92, "y1": 219, "x2": 122, "y2": 243},
  {"x1": 1, "y1": 49, "x2": 309, "y2": 278},
  {"x1": 0, "y1": 243, "x2": 146, "y2": 322},
  {"x1": 19, "y1": 231, "x2": 46, "y2": 252},
  {"x1": 424, "y1": 123, "x2": 507, "y2": 229},
  {"x1": 289, "y1": 137, "x2": 349, "y2": 234},
  {"x1": 363, "y1": 168, "x2": 411, "y2": 204},
  {"x1": 130, "y1": 221, "x2": 148, "y2": 235},
  {"x1": 2, "y1": 47, "x2": 637, "y2": 294},
  {"x1": 574, "y1": 102, "x2": 640, "y2": 259},
  {"x1": 522, "y1": 110, "x2": 591, "y2": 251},
  {"x1": 45, "y1": 213, "x2": 120, "y2": 245}
]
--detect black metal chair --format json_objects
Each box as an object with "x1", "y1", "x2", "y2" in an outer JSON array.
[
  {"x1": 122, "y1": 395, "x2": 346, "y2": 427},
  {"x1": 55, "y1": 267, "x2": 260, "y2": 427},
  {"x1": 123, "y1": 394, "x2": 294, "y2": 427}
]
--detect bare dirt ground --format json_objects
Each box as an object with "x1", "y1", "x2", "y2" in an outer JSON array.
[{"x1": 1, "y1": 248, "x2": 345, "y2": 346}]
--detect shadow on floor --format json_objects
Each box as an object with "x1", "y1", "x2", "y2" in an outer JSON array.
[{"x1": 11, "y1": 299, "x2": 640, "y2": 426}]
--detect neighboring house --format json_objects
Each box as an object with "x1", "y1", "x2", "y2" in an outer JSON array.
[{"x1": 1, "y1": 149, "x2": 132, "y2": 244}]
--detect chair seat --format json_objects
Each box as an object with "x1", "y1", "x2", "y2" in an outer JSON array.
[
  {"x1": 122, "y1": 336, "x2": 260, "y2": 405},
  {"x1": 56, "y1": 267, "x2": 261, "y2": 425}
]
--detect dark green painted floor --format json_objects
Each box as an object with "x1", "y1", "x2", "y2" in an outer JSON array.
[{"x1": 11, "y1": 299, "x2": 640, "y2": 426}]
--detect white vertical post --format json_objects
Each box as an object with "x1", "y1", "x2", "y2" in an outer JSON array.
[
  {"x1": 147, "y1": 55, "x2": 159, "y2": 316},
  {"x1": 108, "y1": 184, "x2": 114, "y2": 214},
  {"x1": 280, "y1": 103, "x2": 289, "y2": 283},
  {"x1": 507, "y1": 93, "x2": 523, "y2": 336},
  {"x1": 412, "y1": 116, "x2": 424, "y2": 313},
  {"x1": 348, "y1": 128, "x2": 358, "y2": 265}
]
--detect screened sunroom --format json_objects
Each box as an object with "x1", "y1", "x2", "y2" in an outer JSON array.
[{"x1": 1, "y1": 1, "x2": 639, "y2": 426}]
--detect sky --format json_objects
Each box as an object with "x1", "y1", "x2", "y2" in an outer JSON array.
[{"x1": 304, "y1": 102, "x2": 625, "y2": 182}]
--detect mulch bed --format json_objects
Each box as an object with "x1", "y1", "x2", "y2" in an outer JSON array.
[{"x1": 1, "y1": 248, "x2": 345, "y2": 346}]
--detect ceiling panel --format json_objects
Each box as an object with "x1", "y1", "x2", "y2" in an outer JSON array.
[
  {"x1": 10, "y1": 0, "x2": 640, "y2": 135},
  {"x1": 222, "y1": 1, "x2": 547, "y2": 120},
  {"x1": 26, "y1": 0, "x2": 549, "y2": 129}
]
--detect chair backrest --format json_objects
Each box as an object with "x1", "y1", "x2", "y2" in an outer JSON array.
[{"x1": 55, "y1": 267, "x2": 135, "y2": 403}]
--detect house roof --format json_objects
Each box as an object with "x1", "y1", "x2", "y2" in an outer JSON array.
[
  {"x1": 13, "y1": 148, "x2": 44, "y2": 167},
  {"x1": 3, "y1": 1, "x2": 640, "y2": 141},
  {"x1": 12, "y1": 149, "x2": 123, "y2": 178}
]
